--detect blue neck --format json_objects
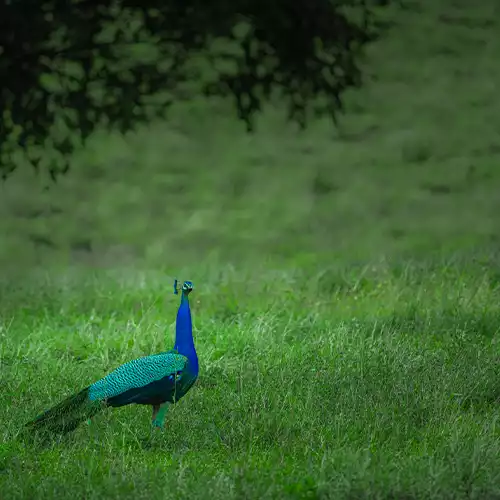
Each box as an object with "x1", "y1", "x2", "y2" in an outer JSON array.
[{"x1": 174, "y1": 291, "x2": 198, "y2": 375}]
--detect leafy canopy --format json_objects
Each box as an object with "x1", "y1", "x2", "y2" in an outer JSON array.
[{"x1": 0, "y1": 0, "x2": 389, "y2": 179}]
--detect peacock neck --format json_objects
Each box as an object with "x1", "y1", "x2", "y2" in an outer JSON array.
[{"x1": 174, "y1": 291, "x2": 198, "y2": 374}]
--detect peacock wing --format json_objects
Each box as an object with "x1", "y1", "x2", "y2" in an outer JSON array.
[{"x1": 88, "y1": 352, "x2": 188, "y2": 402}]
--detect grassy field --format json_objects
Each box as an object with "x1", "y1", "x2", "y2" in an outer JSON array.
[
  {"x1": 1, "y1": 265, "x2": 500, "y2": 498},
  {"x1": 2, "y1": 0, "x2": 500, "y2": 498}
]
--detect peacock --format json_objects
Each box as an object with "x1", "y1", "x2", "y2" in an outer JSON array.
[{"x1": 25, "y1": 279, "x2": 198, "y2": 434}]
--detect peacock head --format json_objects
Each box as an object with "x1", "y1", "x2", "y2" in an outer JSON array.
[
  {"x1": 174, "y1": 279, "x2": 194, "y2": 296},
  {"x1": 182, "y1": 281, "x2": 194, "y2": 295}
]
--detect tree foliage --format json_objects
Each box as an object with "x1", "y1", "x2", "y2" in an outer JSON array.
[{"x1": 0, "y1": 0, "x2": 390, "y2": 179}]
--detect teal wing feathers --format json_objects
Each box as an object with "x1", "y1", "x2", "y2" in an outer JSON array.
[{"x1": 88, "y1": 351, "x2": 188, "y2": 401}]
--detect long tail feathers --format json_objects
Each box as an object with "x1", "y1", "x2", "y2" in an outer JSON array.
[{"x1": 25, "y1": 387, "x2": 105, "y2": 434}]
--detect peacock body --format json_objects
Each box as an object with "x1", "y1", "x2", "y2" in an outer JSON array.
[{"x1": 26, "y1": 280, "x2": 198, "y2": 434}]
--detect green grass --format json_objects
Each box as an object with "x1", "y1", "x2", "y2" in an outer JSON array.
[
  {"x1": 1, "y1": 264, "x2": 500, "y2": 498},
  {"x1": 2, "y1": 0, "x2": 500, "y2": 497}
]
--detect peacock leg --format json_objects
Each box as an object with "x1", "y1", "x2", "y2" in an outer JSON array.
[
  {"x1": 152, "y1": 402, "x2": 169, "y2": 429},
  {"x1": 152, "y1": 404, "x2": 160, "y2": 421}
]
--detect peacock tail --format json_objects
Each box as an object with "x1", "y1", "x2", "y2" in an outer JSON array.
[
  {"x1": 25, "y1": 387, "x2": 105, "y2": 434},
  {"x1": 25, "y1": 279, "x2": 198, "y2": 434}
]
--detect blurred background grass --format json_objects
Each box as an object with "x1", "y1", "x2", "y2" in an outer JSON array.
[{"x1": 1, "y1": 0, "x2": 499, "y2": 275}]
